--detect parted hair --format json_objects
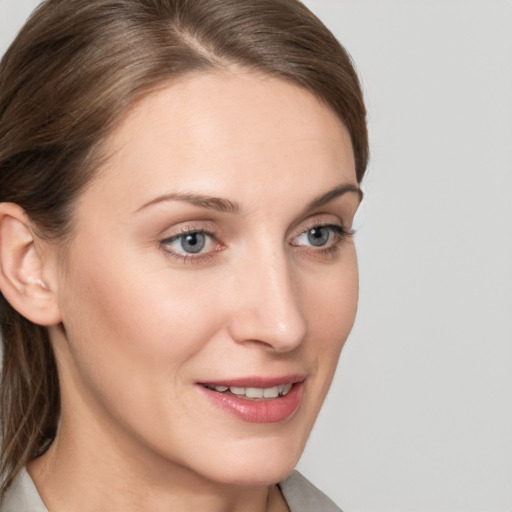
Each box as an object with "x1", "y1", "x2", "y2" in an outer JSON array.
[{"x1": 0, "y1": 0, "x2": 368, "y2": 500}]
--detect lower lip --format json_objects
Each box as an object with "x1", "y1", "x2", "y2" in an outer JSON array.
[{"x1": 198, "y1": 382, "x2": 304, "y2": 423}]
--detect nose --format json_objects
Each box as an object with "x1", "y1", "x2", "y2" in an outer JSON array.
[{"x1": 226, "y1": 250, "x2": 307, "y2": 353}]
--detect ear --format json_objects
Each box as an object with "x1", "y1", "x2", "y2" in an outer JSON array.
[{"x1": 0, "y1": 203, "x2": 62, "y2": 326}]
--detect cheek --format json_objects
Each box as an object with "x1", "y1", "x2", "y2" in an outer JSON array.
[
  {"x1": 56, "y1": 240, "x2": 226, "y2": 406},
  {"x1": 65, "y1": 275, "x2": 215, "y2": 359},
  {"x1": 303, "y1": 247, "x2": 359, "y2": 373}
]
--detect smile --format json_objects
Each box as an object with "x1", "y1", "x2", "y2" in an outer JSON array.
[
  {"x1": 198, "y1": 377, "x2": 305, "y2": 423},
  {"x1": 202, "y1": 383, "x2": 293, "y2": 400}
]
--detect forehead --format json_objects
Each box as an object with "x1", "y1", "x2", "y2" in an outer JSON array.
[{"x1": 84, "y1": 71, "x2": 356, "y2": 213}]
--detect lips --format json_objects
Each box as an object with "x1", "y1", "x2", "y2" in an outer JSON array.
[{"x1": 198, "y1": 376, "x2": 306, "y2": 423}]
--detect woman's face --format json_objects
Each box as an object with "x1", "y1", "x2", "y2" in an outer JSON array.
[{"x1": 50, "y1": 72, "x2": 361, "y2": 486}]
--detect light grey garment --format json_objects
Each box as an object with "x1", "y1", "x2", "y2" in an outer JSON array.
[
  {"x1": 279, "y1": 471, "x2": 343, "y2": 512},
  {"x1": 2, "y1": 468, "x2": 342, "y2": 512},
  {"x1": 1, "y1": 468, "x2": 46, "y2": 512}
]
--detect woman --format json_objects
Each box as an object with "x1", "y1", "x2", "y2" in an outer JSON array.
[{"x1": 0, "y1": 0, "x2": 368, "y2": 510}]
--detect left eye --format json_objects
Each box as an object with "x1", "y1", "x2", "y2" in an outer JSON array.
[
  {"x1": 162, "y1": 231, "x2": 215, "y2": 255},
  {"x1": 293, "y1": 225, "x2": 342, "y2": 248}
]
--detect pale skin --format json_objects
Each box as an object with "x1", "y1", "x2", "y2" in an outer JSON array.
[{"x1": 0, "y1": 72, "x2": 361, "y2": 511}]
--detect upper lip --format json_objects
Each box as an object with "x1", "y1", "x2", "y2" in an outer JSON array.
[{"x1": 199, "y1": 374, "x2": 306, "y2": 388}]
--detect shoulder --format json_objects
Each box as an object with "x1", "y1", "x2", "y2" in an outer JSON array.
[
  {"x1": 1, "y1": 469, "x2": 48, "y2": 512},
  {"x1": 279, "y1": 470, "x2": 343, "y2": 512}
]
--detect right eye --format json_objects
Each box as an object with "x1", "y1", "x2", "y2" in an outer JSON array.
[{"x1": 161, "y1": 230, "x2": 219, "y2": 259}]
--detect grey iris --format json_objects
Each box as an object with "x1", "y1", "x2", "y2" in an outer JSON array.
[
  {"x1": 307, "y1": 227, "x2": 330, "y2": 246},
  {"x1": 181, "y1": 233, "x2": 206, "y2": 253}
]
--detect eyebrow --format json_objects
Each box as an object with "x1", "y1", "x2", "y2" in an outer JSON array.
[
  {"x1": 134, "y1": 183, "x2": 361, "y2": 215},
  {"x1": 305, "y1": 183, "x2": 362, "y2": 212},
  {"x1": 135, "y1": 192, "x2": 241, "y2": 214}
]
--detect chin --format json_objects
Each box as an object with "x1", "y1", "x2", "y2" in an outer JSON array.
[
  {"x1": 192, "y1": 429, "x2": 308, "y2": 487},
  {"x1": 208, "y1": 459, "x2": 298, "y2": 488}
]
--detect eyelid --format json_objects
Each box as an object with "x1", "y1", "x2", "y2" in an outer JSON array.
[
  {"x1": 291, "y1": 215, "x2": 354, "y2": 240},
  {"x1": 158, "y1": 220, "x2": 218, "y2": 239},
  {"x1": 162, "y1": 227, "x2": 214, "y2": 245},
  {"x1": 290, "y1": 223, "x2": 349, "y2": 244}
]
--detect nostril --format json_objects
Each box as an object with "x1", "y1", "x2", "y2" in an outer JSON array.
[{"x1": 228, "y1": 312, "x2": 307, "y2": 353}]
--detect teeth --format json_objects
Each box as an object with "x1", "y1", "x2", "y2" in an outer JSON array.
[
  {"x1": 245, "y1": 387, "x2": 264, "y2": 398},
  {"x1": 263, "y1": 386, "x2": 279, "y2": 398},
  {"x1": 217, "y1": 384, "x2": 293, "y2": 399},
  {"x1": 206, "y1": 383, "x2": 294, "y2": 399},
  {"x1": 279, "y1": 383, "x2": 292, "y2": 396}
]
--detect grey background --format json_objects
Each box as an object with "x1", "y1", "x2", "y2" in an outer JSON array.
[{"x1": 1, "y1": 1, "x2": 511, "y2": 510}]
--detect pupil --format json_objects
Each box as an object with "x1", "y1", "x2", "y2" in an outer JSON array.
[
  {"x1": 181, "y1": 233, "x2": 206, "y2": 253},
  {"x1": 307, "y1": 227, "x2": 329, "y2": 247}
]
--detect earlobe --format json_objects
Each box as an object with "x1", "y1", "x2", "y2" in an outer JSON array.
[{"x1": 0, "y1": 203, "x2": 62, "y2": 326}]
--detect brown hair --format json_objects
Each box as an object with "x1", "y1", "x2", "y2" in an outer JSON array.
[{"x1": 0, "y1": 0, "x2": 368, "y2": 499}]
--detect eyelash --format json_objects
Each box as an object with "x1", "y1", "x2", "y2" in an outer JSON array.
[
  {"x1": 160, "y1": 223, "x2": 354, "y2": 264},
  {"x1": 292, "y1": 223, "x2": 354, "y2": 258}
]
